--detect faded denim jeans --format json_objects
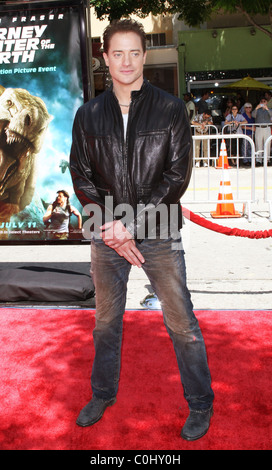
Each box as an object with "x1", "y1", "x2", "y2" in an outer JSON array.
[{"x1": 90, "y1": 236, "x2": 214, "y2": 411}]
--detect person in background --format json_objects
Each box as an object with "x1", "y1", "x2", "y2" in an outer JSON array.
[
  {"x1": 191, "y1": 111, "x2": 213, "y2": 167},
  {"x1": 183, "y1": 92, "x2": 196, "y2": 123},
  {"x1": 195, "y1": 90, "x2": 210, "y2": 115},
  {"x1": 236, "y1": 92, "x2": 245, "y2": 113},
  {"x1": 43, "y1": 190, "x2": 82, "y2": 239},
  {"x1": 241, "y1": 103, "x2": 255, "y2": 166},
  {"x1": 221, "y1": 98, "x2": 235, "y2": 129},
  {"x1": 224, "y1": 104, "x2": 247, "y2": 166},
  {"x1": 252, "y1": 97, "x2": 272, "y2": 166},
  {"x1": 264, "y1": 91, "x2": 272, "y2": 109}
]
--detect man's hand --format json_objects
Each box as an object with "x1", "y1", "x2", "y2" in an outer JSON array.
[
  {"x1": 115, "y1": 239, "x2": 145, "y2": 267},
  {"x1": 100, "y1": 219, "x2": 132, "y2": 249},
  {"x1": 100, "y1": 220, "x2": 145, "y2": 267}
]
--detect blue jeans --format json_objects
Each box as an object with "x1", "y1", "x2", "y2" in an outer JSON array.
[{"x1": 90, "y1": 236, "x2": 214, "y2": 411}]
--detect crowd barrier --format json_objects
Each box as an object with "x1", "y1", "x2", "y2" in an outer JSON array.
[
  {"x1": 191, "y1": 124, "x2": 219, "y2": 167},
  {"x1": 264, "y1": 135, "x2": 272, "y2": 222},
  {"x1": 185, "y1": 127, "x2": 272, "y2": 222},
  {"x1": 222, "y1": 123, "x2": 272, "y2": 165}
]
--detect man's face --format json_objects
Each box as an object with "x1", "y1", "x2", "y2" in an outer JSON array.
[{"x1": 103, "y1": 31, "x2": 146, "y2": 89}]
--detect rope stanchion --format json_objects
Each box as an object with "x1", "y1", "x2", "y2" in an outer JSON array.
[{"x1": 181, "y1": 207, "x2": 272, "y2": 239}]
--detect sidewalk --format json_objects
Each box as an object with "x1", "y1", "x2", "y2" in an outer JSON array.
[
  {"x1": 127, "y1": 195, "x2": 272, "y2": 310},
  {"x1": 0, "y1": 167, "x2": 271, "y2": 311}
]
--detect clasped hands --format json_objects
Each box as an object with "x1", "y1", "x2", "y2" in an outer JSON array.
[{"x1": 100, "y1": 219, "x2": 145, "y2": 267}]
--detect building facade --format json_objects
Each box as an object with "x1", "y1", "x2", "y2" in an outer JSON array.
[
  {"x1": 89, "y1": 8, "x2": 272, "y2": 105},
  {"x1": 90, "y1": 10, "x2": 179, "y2": 96}
]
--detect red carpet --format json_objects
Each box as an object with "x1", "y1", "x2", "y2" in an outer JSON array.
[{"x1": 0, "y1": 307, "x2": 271, "y2": 451}]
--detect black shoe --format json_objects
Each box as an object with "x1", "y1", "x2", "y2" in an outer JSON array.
[
  {"x1": 76, "y1": 396, "x2": 116, "y2": 427},
  {"x1": 181, "y1": 407, "x2": 213, "y2": 441}
]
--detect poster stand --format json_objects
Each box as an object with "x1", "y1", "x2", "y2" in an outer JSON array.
[
  {"x1": 0, "y1": 0, "x2": 93, "y2": 246},
  {"x1": 0, "y1": 0, "x2": 95, "y2": 304}
]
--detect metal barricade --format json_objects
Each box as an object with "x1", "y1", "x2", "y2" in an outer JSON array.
[
  {"x1": 222, "y1": 124, "x2": 244, "y2": 166},
  {"x1": 222, "y1": 122, "x2": 272, "y2": 165},
  {"x1": 264, "y1": 135, "x2": 272, "y2": 221},
  {"x1": 250, "y1": 122, "x2": 272, "y2": 157},
  {"x1": 185, "y1": 133, "x2": 256, "y2": 221},
  {"x1": 191, "y1": 124, "x2": 219, "y2": 167}
]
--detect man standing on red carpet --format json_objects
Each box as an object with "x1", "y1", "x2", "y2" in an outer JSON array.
[{"x1": 70, "y1": 19, "x2": 214, "y2": 441}]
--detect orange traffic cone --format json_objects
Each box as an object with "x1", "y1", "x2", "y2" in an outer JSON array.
[
  {"x1": 215, "y1": 139, "x2": 229, "y2": 169},
  {"x1": 211, "y1": 168, "x2": 242, "y2": 218}
]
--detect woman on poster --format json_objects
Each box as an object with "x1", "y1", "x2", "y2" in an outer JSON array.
[{"x1": 43, "y1": 189, "x2": 82, "y2": 239}]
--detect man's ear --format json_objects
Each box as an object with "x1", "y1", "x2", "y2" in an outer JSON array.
[
  {"x1": 143, "y1": 51, "x2": 147, "y2": 65},
  {"x1": 103, "y1": 52, "x2": 109, "y2": 67}
]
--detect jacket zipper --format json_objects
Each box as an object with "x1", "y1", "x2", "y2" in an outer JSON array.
[
  {"x1": 112, "y1": 91, "x2": 129, "y2": 202},
  {"x1": 112, "y1": 90, "x2": 139, "y2": 203},
  {"x1": 123, "y1": 102, "x2": 133, "y2": 203}
]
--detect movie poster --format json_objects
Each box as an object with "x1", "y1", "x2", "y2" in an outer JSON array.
[{"x1": 0, "y1": 0, "x2": 89, "y2": 242}]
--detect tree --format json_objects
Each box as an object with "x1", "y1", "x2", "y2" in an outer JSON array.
[
  {"x1": 209, "y1": 0, "x2": 272, "y2": 40},
  {"x1": 90, "y1": 0, "x2": 272, "y2": 39},
  {"x1": 89, "y1": 1, "x2": 167, "y2": 22}
]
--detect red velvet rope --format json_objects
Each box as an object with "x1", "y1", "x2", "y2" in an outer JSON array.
[{"x1": 181, "y1": 207, "x2": 272, "y2": 239}]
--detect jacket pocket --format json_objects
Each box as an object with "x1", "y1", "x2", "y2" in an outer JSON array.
[{"x1": 137, "y1": 129, "x2": 168, "y2": 137}]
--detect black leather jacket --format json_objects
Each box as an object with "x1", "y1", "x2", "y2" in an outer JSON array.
[{"x1": 70, "y1": 79, "x2": 192, "y2": 238}]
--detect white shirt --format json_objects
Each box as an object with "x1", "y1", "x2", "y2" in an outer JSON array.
[{"x1": 122, "y1": 113, "x2": 128, "y2": 139}]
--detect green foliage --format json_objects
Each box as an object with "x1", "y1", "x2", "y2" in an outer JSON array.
[
  {"x1": 168, "y1": 0, "x2": 214, "y2": 26},
  {"x1": 90, "y1": 0, "x2": 168, "y2": 21},
  {"x1": 210, "y1": 0, "x2": 272, "y2": 16},
  {"x1": 89, "y1": 0, "x2": 272, "y2": 28}
]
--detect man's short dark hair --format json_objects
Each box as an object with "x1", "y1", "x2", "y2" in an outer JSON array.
[{"x1": 103, "y1": 19, "x2": 146, "y2": 54}]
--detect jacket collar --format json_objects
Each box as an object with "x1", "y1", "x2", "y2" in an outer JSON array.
[
  {"x1": 131, "y1": 78, "x2": 150, "y2": 101},
  {"x1": 108, "y1": 77, "x2": 150, "y2": 103}
]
